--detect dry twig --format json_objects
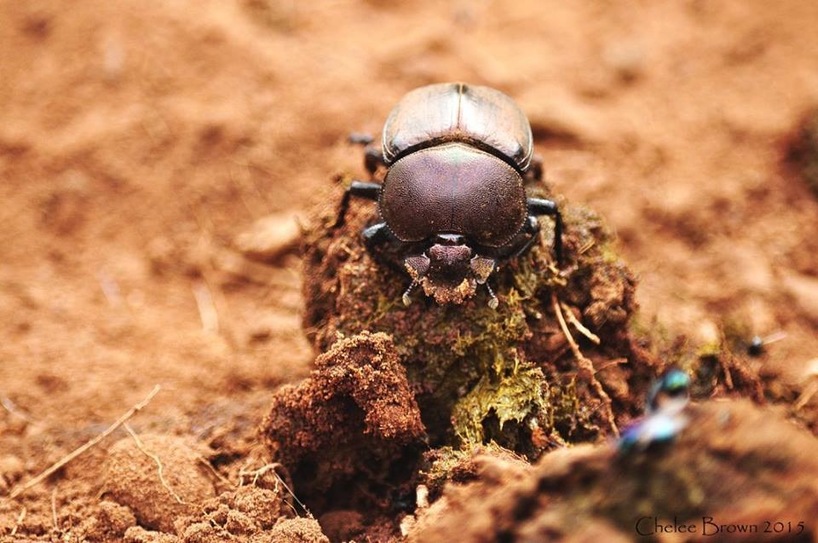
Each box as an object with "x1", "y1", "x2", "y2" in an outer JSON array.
[
  {"x1": 192, "y1": 279, "x2": 220, "y2": 333},
  {"x1": 1, "y1": 394, "x2": 36, "y2": 424},
  {"x1": 196, "y1": 455, "x2": 233, "y2": 490},
  {"x1": 551, "y1": 293, "x2": 619, "y2": 437},
  {"x1": 124, "y1": 423, "x2": 184, "y2": 505},
  {"x1": 795, "y1": 379, "x2": 818, "y2": 411},
  {"x1": 9, "y1": 385, "x2": 161, "y2": 500},
  {"x1": 50, "y1": 488, "x2": 58, "y2": 533},
  {"x1": 239, "y1": 462, "x2": 308, "y2": 517},
  {"x1": 560, "y1": 301, "x2": 601, "y2": 345},
  {"x1": 10, "y1": 507, "x2": 26, "y2": 536}
]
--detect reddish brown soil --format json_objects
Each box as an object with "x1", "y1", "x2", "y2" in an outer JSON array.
[{"x1": 2, "y1": 1, "x2": 818, "y2": 541}]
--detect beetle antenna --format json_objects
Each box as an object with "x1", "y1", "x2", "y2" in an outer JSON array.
[
  {"x1": 402, "y1": 281, "x2": 418, "y2": 306},
  {"x1": 485, "y1": 282, "x2": 499, "y2": 309}
]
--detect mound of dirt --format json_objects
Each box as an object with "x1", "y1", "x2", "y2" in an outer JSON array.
[
  {"x1": 299, "y1": 187, "x2": 656, "y2": 456},
  {"x1": 261, "y1": 332, "x2": 427, "y2": 513},
  {"x1": 101, "y1": 434, "x2": 216, "y2": 532},
  {"x1": 408, "y1": 399, "x2": 818, "y2": 542}
]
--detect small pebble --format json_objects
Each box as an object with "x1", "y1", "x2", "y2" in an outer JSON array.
[
  {"x1": 0, "y1": 454, "x2": 24, "y2": 489},
  {"x1": 234, "y1": 212, "x2": 301, "y2": 263}
]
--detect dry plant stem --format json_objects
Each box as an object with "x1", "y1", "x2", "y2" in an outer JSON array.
[
  {"x1": 192, "y1": 279, "x2": 220, "y2": 333},
  {"x1": 10, "y1": 507, "x2": 26, "y2": 536},
  {"x1": 720, "y1": 356, "x2": 735, "y2": 390},
  {"x1": 9, "y1": 385, "x2": 162, "y2": 500},
  {"x1": 50, "y1": 488, "x2": 58, "y2": 532},
  {"x1": 1, "y1": 394, "x2": 36, "y2": 423},
  {"x1": 551, "y1": 292, "x2": 619, "y2": 437},
  {"x1": 124, "y1": 423, "x2": 185, "y2": 505},
  {"x1": 239, "y1": 462, "x2": 308, "y2": 517},
  {"x1": 795, "y1": 379, "x2": 818, "y2": 411},
  {"x1": 560, "y1": 301, "x2": 601, "y2": 344},
  {"x1": 197, "y1": 455, "x2": 233, "y2": 490}
]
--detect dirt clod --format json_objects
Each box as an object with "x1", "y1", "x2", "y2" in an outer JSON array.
[
  {"x1": 266, "y1": 517, "x2": 330, "y2": 543},
  {"x1": 408, "y1": 399, "x2": 818, "y2": 542},
  {"x1": 101, "y1": 434, "x2": 216, "y2": 533},
  {"x1": 77, "y1": 500, "x2": 137, "y2": 543},
  {"x1": 234, "y1": 212, "x2": 302, "y2": 264},
  {"x1": 174, "y1": 485, "x2": 291, "y2": 541},
  {"x1": 123, "y1": 526, "x2": 181, "y2": 543},
  {"x1": 261, "y1": 331, "x2": 426, "y2": 511}
]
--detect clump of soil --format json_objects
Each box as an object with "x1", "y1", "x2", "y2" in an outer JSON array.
[
  {"x1": 76, "y1": 501, "x2": 137, "y2": 543},
  {"x1": 260, "y1": 332, "x2": 427, "y2": 512},
  {"x1": 101, "y1": 434, "x2": 217, "y2": 532},
  {"x1": 121, "y1": 515, "x2": 328, "y2": 543},
  {"x1": 174, "y1": 485, "x2": 328, "y2": 543},
  {"x1": 408, "y1": 399, "x2": 818, "y2": 542},
  {"x1": 259, "y1": 173, "x2": 667, "y2": 524},
  {"x1": 94, "y1": 442, "x2": 328, "y2": 542},
  {"x1": 259, "y1": 173, "x2": 777, "y2": 533}
]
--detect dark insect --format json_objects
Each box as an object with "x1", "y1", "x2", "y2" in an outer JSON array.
[
  {"x1": 335, "y1": 82, "x2": 563, "y2": 308},
  {"x1": 746, "y1": 331, "x2": 787, "y2": 357}
]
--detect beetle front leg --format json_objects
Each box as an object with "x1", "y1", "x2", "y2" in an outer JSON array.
[
  {"x1": 524, "y1": 154, "x2": 544, "y2": 184},
  {"x1": 347, "y1": 133, "x2": 386, "y2": 175},
  {"x1": 361, "y1": 222, "x2": 393, "y2": 249},
  {"x1": 506, "y1": 216, "x2": 542, "y2": 260},
  {"x1": 334, "y1": 180, "x2": 382, "y2": 228},
  {"x1": 527, "y1": 197, "x2": 563, "y2": 266},
  {"x1": 364, "y1": 145, "x2": 387, "y2": 175}
]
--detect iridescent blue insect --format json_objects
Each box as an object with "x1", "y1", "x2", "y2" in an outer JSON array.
[{"x1": 618, "y1": 368, "x2": 691, "y2": 453}]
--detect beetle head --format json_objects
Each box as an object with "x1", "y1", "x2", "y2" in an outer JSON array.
[{"x1": 402, "y1": 234, "x2": 498, "y2": 307}]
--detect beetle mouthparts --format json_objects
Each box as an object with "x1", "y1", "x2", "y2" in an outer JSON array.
[
  {"x1": 402, "y1": 248, "x2": 501, "y2": 307},
  {"x1": 427, "y1": 244, "x2": 473, "y2": 283}
]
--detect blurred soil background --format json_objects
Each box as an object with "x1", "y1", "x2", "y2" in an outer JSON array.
[{"x1": 1, "y1": 0, "x2": 818, "y2": 541}]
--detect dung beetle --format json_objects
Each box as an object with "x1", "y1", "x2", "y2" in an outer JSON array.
[{"x1": 335, "y1": 82, "x2": 563, "y2": 308}]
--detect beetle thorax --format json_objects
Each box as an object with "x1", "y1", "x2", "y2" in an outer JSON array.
[{"x1": 380, "y1": 143, "x2": 527, "y2": 247}]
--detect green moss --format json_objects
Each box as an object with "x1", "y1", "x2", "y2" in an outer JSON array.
[{"x1": 452, "y1": 362, "x2": 551, "y2": 446}]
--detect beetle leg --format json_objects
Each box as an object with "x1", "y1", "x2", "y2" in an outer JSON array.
[
  {"x1": 402, "y1": 254, "x2": 431, "y2": 306},
  {"x1": 507, "y1": 215, "x2": 542, "y2": 260},
  {"x1": 346, "y1": 133, "x2": 385, "y2": 175},
  {"x1": 527, "y1": 197, "x2": 564, "y2": 266},
  {"x1": 347, "y1": 132, "x2": 374, "y2": 145},
  {"x1": 334, "y1": 180, "x2": 382, "y2": 228},
  {"x1": 524, "y1": 154, "x2": 544, "y2": 184},
  {"x1": 470, "y1": 255, "x2": 495, "y2": 284},
  {"x1": 361, "y1": 221, "x2": 393, "y2": 248},
  {"x1": 364, "y1": 145, "x2": 387, "y2": 175}
]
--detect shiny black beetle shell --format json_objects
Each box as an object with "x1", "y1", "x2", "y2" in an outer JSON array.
[
  {"x1": 378, "y1": 82, "x2": 534, "y2": 249},
  {"x1": 381, "y1": 82, "x2": 534, "y2": 171}
]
